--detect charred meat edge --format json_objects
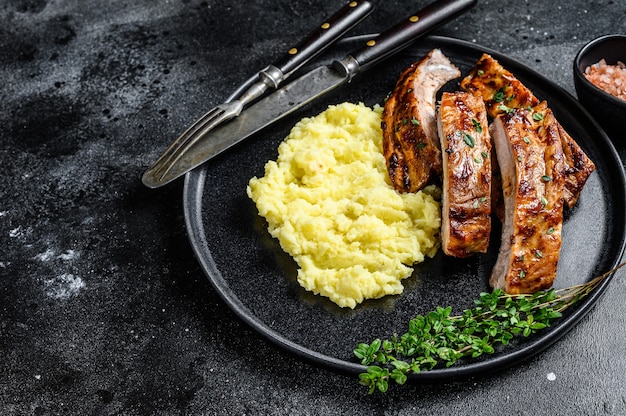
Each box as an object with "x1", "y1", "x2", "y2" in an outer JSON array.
[
  {"x1": 382, "y1": 48, "x2": 460, "y2": 193},
  {"x1": 460, "y1": 53, "x2": 595, "y2": 208},
  {"x1": 489, "y1": 102, "x2": 566, "y2": 294},
  {"x1": 437, "y1": 91, "x2": 492, "y2": 258}
]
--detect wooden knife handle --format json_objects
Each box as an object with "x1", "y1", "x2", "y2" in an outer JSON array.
[
  {"x1": 349, "y1": 0, "x2": 476, "y2": 72},
  {"x1": 269, "y1": 0, "x2": 373, "y2": 83}
]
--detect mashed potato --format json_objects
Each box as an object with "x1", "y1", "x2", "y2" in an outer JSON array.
[{"x1": 247, "y1": 102, "x2": 440, "y2": 308}]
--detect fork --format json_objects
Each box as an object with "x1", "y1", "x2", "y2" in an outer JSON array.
[{"x1": 143, "y1": 0, "x2": 373, "y2": 188}]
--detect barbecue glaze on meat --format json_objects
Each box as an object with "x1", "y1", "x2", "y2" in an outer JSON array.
[
  {"x1": 437, "y1": 91, "x2": 492, "y2": 257},
  {"x1": 489, "y1": 102, "x2": 566, "y2": 294},
  {"x1": 382, "y1": 49, "x2": 460, "y2": 193},
  {"x1": 460, "y1": 53, "x2": 595, "y2": 208}
]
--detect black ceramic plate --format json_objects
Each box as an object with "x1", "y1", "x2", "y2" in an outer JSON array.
[{"x1": 183, "y1": 36, "x2": 626, "y2": 380}]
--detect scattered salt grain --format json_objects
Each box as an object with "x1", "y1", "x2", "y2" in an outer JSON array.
[
  {"x1": 34, "y1": 249, "x2": 55, "y2": 262},
  {"x1": 44, "y1": 274, "x2": 86, "y2": 299}
]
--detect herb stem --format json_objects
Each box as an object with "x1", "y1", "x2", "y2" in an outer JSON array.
[{"x1": 354, "y1": 262, "x2": 626, "y2": 394}]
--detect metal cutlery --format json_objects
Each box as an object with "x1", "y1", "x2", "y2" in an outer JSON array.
[
  {"x1": 142, "y1": 0, "x2": 477, "y2": 188},
  {"x1": 143, "y1": 0, "x2": 373, "y2": 188}
]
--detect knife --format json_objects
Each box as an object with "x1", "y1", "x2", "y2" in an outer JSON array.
[
  {"x1": 143, "y1": 0, "x2": 374, "y2": 187},
  {"x1": 143, "y1": 0, "x2": 477, "y2": 188}
]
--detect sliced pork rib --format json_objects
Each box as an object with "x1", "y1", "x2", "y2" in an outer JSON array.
[
  {"x1": 382, "y1": 49, "x2": 460, "y2": 193},
  {"x1": 489, "y1": 102, "x2": 566, "y2": 294},
  {"x1": 460, "y1": 53, "x2": 595, "y2": 208},
  {"x1": 437, "y1": 91, "x2": 492, "y2": 258}
]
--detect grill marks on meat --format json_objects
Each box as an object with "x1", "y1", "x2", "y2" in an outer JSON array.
[
  {"x1": 460, "y1": 53, "x2": 595, "y2": 208},
  {"x1": 378, "y1": 49, "x2": 595, "y2": 294},
  {"x1": 437, "y1": 92, "x2": 492, "y2": 257},
  {"x1": 382, "y1": 49, "x2": 460, "y2": 193},
  {"x1": 557, "y1": 122, "x2": 596, "y2": 208},
  {"x1": 459, "y1": 53, "x2": 537, "y2": 116},
  {"x1": 489, "y1": 103, "x2": 566, "y2": 294}
]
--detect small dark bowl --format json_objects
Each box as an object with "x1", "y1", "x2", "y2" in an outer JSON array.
[{"x1": 573, "y1": 34, "x2": 626, "y2": 138}]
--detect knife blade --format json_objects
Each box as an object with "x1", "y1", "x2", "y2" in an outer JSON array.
[
  {"x1": 142, "y1": 0, "x2": 374, "y2": 188},
  {"x1": 143, "y1": 0, "x2": 477, "y2": 188}
]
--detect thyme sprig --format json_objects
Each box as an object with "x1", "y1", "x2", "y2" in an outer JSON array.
[{"x1": 354, "y1": 263, "x2": 626, "y2": 394}]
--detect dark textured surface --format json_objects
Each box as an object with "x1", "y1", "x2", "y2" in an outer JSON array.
[{"x1": 1, "y1": 0, "x2": 625, "y2": 415}]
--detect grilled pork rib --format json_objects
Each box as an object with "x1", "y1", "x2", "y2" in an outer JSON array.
[
  {"x1": 489, "y1": 102, "x2": 566, "y2": 294},
  {"x1": 460, "y1": 53, "x2": 594, "y2": 208},
  {"x1": 382, "y1": 49, "x2": 460, "y2": 193},
  {"x1": 437, "y1": 91, "x2": 492, "y2": 257}
]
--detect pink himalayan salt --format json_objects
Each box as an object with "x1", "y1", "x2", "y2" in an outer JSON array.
[{"x1": 584, "y1": 59, "x2": 626, "y2": 102}]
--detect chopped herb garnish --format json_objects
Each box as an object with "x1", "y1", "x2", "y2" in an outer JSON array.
[
  {"x1": 493, "y1": 86, "x2": 506, "y2": 102},
  {"x1": 411, "y1": 117, "x2": 420, "y2": 126},
  {"x1": 520, "y1": 270, "x2": 526, "y2": 280},
  {"x1": 472, "y1": 200, "x2": 479, "y2": 208},
  {"x1": 463, "y1": 133, "x2": 475, "y2": 148},
  {"x1": 416, "y1": 143, "x2": 426, "y2": 149},
  {"x1": 533, "y1": 112, "x2": 544, "y2": 121},
  {"x1": 480, "y1": 196, "x2": 487, "y2": 202},
  {"x1": 481, "y1": 151, "x2": 488, "y2": 159},
  {"x1": 523, "y1": 136, "x2": 531, "y2": 144},
  {"x1": 472, "y1": 118, "x2": 483, "y2": 133},
  {"x1": 498, "y1": 104, "x2": 514, "y2": 114},
  {"x1": 542, "y1": 175, "x2": 552, "y2": 182},
  {"x1": 541, "y1": 196, "x2": 548, "y2": 206},
  {"x1": 535, "y1": 249, "x2": 543, "y2": 258},
  {"x1": 402, "y1": 118, "x2": 408, "y2": 125},
  {"x1": 477, "y1": 69, "x2": 484, "y2": 76},
  {"x1": 547, "y1": 227, "x2": 555, "y2": 235},
  {"x1": 474, "y1": 157, "x2": 482, "y2": 163}
]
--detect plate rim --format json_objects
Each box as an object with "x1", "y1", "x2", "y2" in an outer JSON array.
[{"x1": 182, "y1": 35, "x2": 626, "y2": 380}]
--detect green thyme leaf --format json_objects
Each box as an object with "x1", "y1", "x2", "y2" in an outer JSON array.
[
  {"x1": 472, "y1": 118, "x2": 483, "y2": 133},
  {"x1": 353, "y1": 262, "x2": 626, "y2": 394},
  {"x1": 493, "y1": 86, "x2": 506, "y2": 102},
  {"x1": 463, "y1": 133, "x2": 475, "y2": 148},
  {"x1": 498, "y1": 104, "x2": 514, "y2": 114}
]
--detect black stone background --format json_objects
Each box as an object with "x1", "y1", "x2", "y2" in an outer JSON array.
[{"x1": 1, "y1": 0, "x2": 625, "y2": 415}]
